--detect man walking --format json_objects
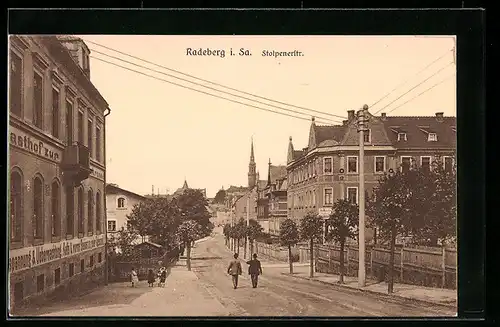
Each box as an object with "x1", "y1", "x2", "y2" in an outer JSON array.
[
  {"x1": 246, "y1": 253, "x2": 263, "y2": 288},
  {"x1": 227, "y1": 253, "x2": 242, "y2": 289}
]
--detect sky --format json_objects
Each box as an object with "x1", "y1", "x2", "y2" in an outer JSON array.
[{"x1": 80, "y1": 35, "x2": 457, "y2": 198}]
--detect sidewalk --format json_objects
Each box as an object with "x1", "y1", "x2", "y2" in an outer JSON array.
[
  {"x1": 281, "y1": 265, "x2": 457, "y2": 309},
  {"x1": 37, "y1": 266, "x2": 229, "y2": 317}
]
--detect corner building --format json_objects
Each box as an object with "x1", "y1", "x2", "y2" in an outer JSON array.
[
  {"x1": 8, "y1": 35, "x2": 110, "y2": 312},
  {"x1": 286, "y1": 110, "x2": 456, "y2": 243}
]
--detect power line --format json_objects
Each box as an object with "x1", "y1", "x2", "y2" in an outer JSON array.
[
  {"x1": 90, "y1": 48, "x2": 342, "y2": 124},
  {"x1": 385, "y1": 74, "x2": 456, "y2": 115},
  {"x1": 369, "y1": 48, "x2": 453, "y2": 109},
  {"x1": 91, "y1": 56, "x2": 333, "y2": 125},
  {"x1": 84, "y1": 38, "x2": 347, "y2": 120},
  {"x1": 373, "y1": 61, "x2": 454, "y2": 115}
]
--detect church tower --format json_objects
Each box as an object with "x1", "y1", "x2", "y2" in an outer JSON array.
[{"x1": 248, "y1": 138, "x2": 257, "y2": 188}]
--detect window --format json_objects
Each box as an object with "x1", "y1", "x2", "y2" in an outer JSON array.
[
  {"x1": 66, "y1": 186, "x2": 74, "y2": 237},
  {"x1": 54, "y1": 268, "x2": 61, "y2": 285},
  {"x1": 10, "y1": 171, "x2": 23, "y2": 242},
  {"x1": 87, "y1": 190, "x2": 94, "y2": 235},
  {"x1": 444, "y1": 156, "x2": 454, "y2": 173},
  {"x1": 421, "y1": 156, "x2": 431, "y2": 171},
  {"x1": 80, "y1": 259, "x2": 85, "y2": 273},
  {"x1": 98, "y1": 252, "x2": 102, "y2": 263},
  {"x1": 33, "y1": 72, "x2": 43, "y2": 129},
  {"x1": 108, "y1": 220, "x2": 117, "y2": 232},
  {"x1": 347, "y1": 187, "x2": 358, "y2": 204},
  {"x1": 77, "y1": 187, "x2": 84, "y2": 236},
  {"x1": 364, "y1": 129, "x2": 371, "y2": 143},
  {"x1": 324, "y1": 188, "x2": 333, "y2": 206},
  {"x1": 347, "y1": 156, "x2": 358, "y2": 173},
  {"x1": 401, "y1": 156, "x2": 412, "y2": 173},
  {"x1": 33, "y1": 176, "x2": 44, "y2": 240},
  {"x1": 36, "y1": 274, "x2": 45, "y2": 293},
  {"x1": 14, "y1": 282, "x2": 24, "y2": 305},
  {"x1": 10, "y1": 51, "x2": 23, "y2": 116},
  {"x1": 66, "y1": 100, "x2": 74, "y2": 145},
  {"x1": 90, "y1": 255, "x2": 94, "y2": 267},
  {"x1": 96, "y1": 126, "x2": 101, "y2": 162},
  {"x1": 96, "y1": 192, "x2": 101, "y2": 233},
  {"x1": 52, "y1": 88, "x2": 60, "y2": 138},
  {"x1": 51, "y1": 181, "x2": 61, "y2": 237},
  {"x1": 87, "y1": 119, "x2": 93, "y2": 157},
  {"x1": 428, "y1": 133, "x2": 438, "y2": 142},
  {"x1": 69, "y1": 263, "x2": 74, "y2": 277},
  {"x1": 323, "y1": 157, "x2": 333, "y2": 174},
  {"x1": 78, "y1": 111, "x2": 84, "y2": 144},
  {"x1": 397, "y1": 133, "x2": 407, "y2": 141},
  {"x1": 374, "y1": 156, "x2": 385, "y2": 173},
  {"x1": 117, "y1": 197, "x2": 125, "y2": 208}
]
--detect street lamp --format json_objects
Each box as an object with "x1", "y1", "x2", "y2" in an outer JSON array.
[{"x1": 357, "y1": 104, "x2": 369, "y2": 288}]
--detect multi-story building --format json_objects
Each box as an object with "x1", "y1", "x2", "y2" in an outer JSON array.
[
  {"x1": 172, "y1": 180, "x2": 207, "y2": 198},
  {"x1": 256, "y1": 160, "x2": 287, "y2": 235},
  {"x1": 286, "y1": 110, "x2": 456, "y2": 243},
  {"x1": 8, "y1": 35, "x2": 110, "y2": 312},
  {"x1": 105, "y1": 184, "x2": 147, "y2": 246}
]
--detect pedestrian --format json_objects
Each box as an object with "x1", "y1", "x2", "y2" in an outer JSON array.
[
  {"x1": 147, "y1": 269, "x2": 155, "y2": 287},
  {"x1": 159, "y1": 267, "x2": 167, "y2": 287},
  {"x1": 227, "y1": 253, "x2": 242, "y2": 289},
  {"x1": 131, "y1": 267, "x2": 139, "y2": 287},
  {"x1": 246, "y1": 253, "x2": 263, "y2": 288}
]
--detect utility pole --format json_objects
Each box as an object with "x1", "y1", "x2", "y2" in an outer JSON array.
[
  {"x1": 357, "y1": 104, "x2": 369, "y2": 288},
  {"x1": 246, "y1": 194, "x2": 250, "y2": 259}
]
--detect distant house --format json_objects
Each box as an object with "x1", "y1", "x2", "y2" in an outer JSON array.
[
  {"x1": 133, "y1": 241, "x2": 164, "y2": 259},
  {"x1": 105, "y1": 184, "x2": 147, "y2": 248}
]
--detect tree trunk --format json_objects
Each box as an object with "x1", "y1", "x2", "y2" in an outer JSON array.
[
  {"x1": 186, "y1": 241, "x2": 192, "y2": 271},
  {"x1": 309, "y1": 238, "x2": 314, "y2": 278},
  {"x1": 237, "y1": 239, "x2": 240, "y2": 255},
  {"x1": 388, "y1": 223, "x2": 397, "y2": 294},
  {"x1": 288, "y1": 244, "x2": 294, "y2": 274},
  {"x1": 244, "y1": 237, "x2": 247, "y2": 259},
  {"x1": 373, "y1": 227, "x2": 377, "y2": 245},
  {"x1": 339, "y1": 239, "x2": 345, "y2": 284},
  {"x1": 250, "y1": 240, "x2": 254, "y2": 257}
]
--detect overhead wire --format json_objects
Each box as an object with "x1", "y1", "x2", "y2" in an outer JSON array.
[
  {"x1": 372, "y1": 61, "x2": 455, "y2": 115},
  {"x1": 369, "y1": 48, "x2": 453, "y2": 110},
  {"x1": 84, "y1": 38, "x2": 347, "y2": 120},
  {"x1": 89, "y1": 48, "x2": 343, "y2": 124},
  {"x1": 385, "y1": 73, "x2": 456, "y2": 115},
  {"x1": 91, "y1": 56, "x2": 333, "y2": 125}
]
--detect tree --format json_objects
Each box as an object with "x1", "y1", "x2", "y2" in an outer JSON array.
[
  {"x1": 326, "y1": 199, "x2": 359, "y2": 283},
  {"x1": 279, "y1": 219, "x2": 300, "y2": 274},
  {"x1": 223, "y1": 223, "x2": 231, "y2": 246},
  {"x1": 177, "y1": 219, "x2": 203, "y2": 271},
  {"x1": 176, "y1": 189, "x2": 213, "y2": 237},
  {"x1": 107, "y1": 227, "x2": 140, "y2": 261},
  {"x1": 213, "y1": 189, "x2": 227, "y2": 204},
  {"x1": 247, "y1": 219, "x2": 264, "y2": 256},
  {"x1": 300, "y1": 212, "x2": 324, "y2": 278},
  {"x1": 233, "y1": 218, "x2": 247, "y2": 255}
]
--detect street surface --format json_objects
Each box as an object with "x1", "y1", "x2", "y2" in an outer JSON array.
[
  {"x1": 14, "y1": 233, "x2": 455, "y2": 317},
  {"x1": 190, "y1": 234, "x2": 456, "y2": 317}
]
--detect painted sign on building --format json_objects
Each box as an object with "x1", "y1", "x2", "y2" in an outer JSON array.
[
  {"x1": 90, "y1": 165, "x2": 104, "y2": 181},
  {"x1": 9, "y1": 126, "x2": 62, "y2": 162},
  {"x1": 9, "y1": 234, "x2": 106, "y2": 274}
]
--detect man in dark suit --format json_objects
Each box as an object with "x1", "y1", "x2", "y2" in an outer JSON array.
[{"x1": 246, "y1": 253, "x2": 263, "y2": 288}]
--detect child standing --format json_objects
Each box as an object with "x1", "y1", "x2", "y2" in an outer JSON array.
[
  {"x1": 131, "y1": 267, "x2": 139, "y2": 287},
  {"x1": 147, "y1": 269, "x2": 155, "y2": 287}
]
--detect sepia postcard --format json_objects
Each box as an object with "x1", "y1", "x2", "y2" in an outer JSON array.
[{"x1": 8, "y1": 34, "x2": 458, "y2": 318}]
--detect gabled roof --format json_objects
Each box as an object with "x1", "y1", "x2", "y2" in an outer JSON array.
[
  {"x1": 134, "y1": 241, "x2": 163, "y2": 249},
  {"x1": 293, "y1": 150, "x2": 305, "y2": 160},
  {"x1": 269, "y1": 165, "x2": 287, "y2": 184},
  {"x1": 382, "y1": 116, "x2": 456, "y2": 149},
  {"x1": 106, "y1": 184, "x2": 147, "y2": 200},
  {"x1": 314, "y1": 125, "x2": 346, "y2": 144}
]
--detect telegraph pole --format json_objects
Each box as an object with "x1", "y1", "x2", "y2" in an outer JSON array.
[
  {"x1": 357, "y1": 104, "x2": 369, "y2": 288},
  {"x1": 246, "y1": 194, "x2": 250, "y2": 259}
]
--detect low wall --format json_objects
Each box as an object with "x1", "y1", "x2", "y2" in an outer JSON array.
[{"x1": 254, "y1": 242, "x2": 299, "y2": 262}]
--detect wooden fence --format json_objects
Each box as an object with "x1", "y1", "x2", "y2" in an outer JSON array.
[
  {"x1": 254, "y1": 242, "x2": 299, "y2": 262},
  {"x1": 315, "y1": 244, "x2": 457, "y2": 289}
]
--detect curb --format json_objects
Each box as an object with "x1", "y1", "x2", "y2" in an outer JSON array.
[{"x1": 282, "y1": 273, "x2": 457, "y2": 310}]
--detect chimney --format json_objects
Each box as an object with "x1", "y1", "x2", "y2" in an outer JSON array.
[
  {"x1": 435, "y1": 112, "x2": 444, "y2": 122},
  {"x1": 342, "y1": 120, "x2": 348, "y2": 125},
  {"x1": 347, "y1": 110, "x2": 355, "y2": 121},
  {"x1": 381, "y1": 113, "x2": 387, "y2": 121}
]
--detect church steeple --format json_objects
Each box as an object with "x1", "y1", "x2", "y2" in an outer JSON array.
[
  {"x1": 182, "y1": 179, "x2": 189, "y2": 189},
  {"x1": 267, "y1": 158, "x2": 272, "y2": 186},
  {"x1": 248, "y1": 137, "x2": 257, "y2": 188}
]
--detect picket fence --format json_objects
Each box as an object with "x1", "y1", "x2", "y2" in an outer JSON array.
[{"x1": 255, "y1": 241, "x2": 456, "y2": 289}]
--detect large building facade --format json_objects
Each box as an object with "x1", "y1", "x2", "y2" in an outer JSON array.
[
  {"x1": 8, "y1": 35, "x2": 110, "y2": 312},
  {"x1": 286, "y1": 110, "x2": 456, "y2": 243},
  {"x1": 105, "y1": 184, "x2": 147, "y2": 246}
]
